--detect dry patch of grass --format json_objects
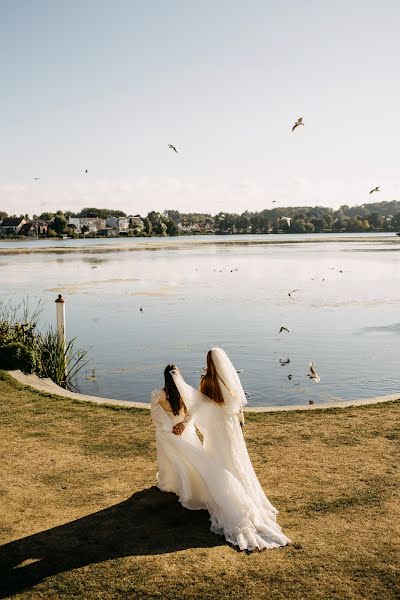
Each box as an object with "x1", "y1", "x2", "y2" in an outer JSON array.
[{"x1": 0, "y1": 371, "x2": 399, "y2": 600}]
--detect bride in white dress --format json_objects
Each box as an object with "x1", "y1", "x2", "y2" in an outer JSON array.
[
  {"x1": 151, "y1": 365, "x2": 209, "y2": 510},
  {"x1": 152, "y1": 365, "x2": 290, "y2": 551},
  {"x1": 197, "y1": 347, "x2": 279, "y2": 518}
]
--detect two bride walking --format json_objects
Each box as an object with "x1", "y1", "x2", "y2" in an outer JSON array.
[{"x1": 151, "y1": 347, "x2": 290, "y2": 552}]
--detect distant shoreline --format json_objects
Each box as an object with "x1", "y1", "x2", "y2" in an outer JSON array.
[{"x1": 0, "y1": 232, "x2": 398, "y2": 255}]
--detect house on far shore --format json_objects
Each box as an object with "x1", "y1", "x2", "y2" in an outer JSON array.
[
  {"x1": 106, "y1": 215, "x2": 144, "y2": 232},
  {"x1": 68, "y1": 217, "x2": 106, "y2": 234},
  {"x1": 106, "y1": 216, "x2": 130, "y2": 231},
  {"x1": 178, "y1": 222, "x2": 202, "y2": 233},
  {"x1": 129, "y1": 215, "x2": 144, "y2": 230},
  {"x1": 0, "y1": 217, "x2": 27, "y2": 236},
  {"x1": 19, "y1": 220, "x2": 48, "y2": 237}
]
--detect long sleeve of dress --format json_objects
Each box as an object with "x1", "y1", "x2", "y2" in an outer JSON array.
[{"x1": 151, "y1": 390, "x2": 172, "y2": 432}]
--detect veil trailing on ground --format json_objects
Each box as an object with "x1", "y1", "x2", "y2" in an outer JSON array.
[{"x1": 210, "y1": 347, "x2": 247, "y2": 414}]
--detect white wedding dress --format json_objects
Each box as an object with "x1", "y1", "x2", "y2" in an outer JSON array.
[
  {"x1": 197, "y1": 347, "x2": 279, "y2": 518},
  {"x1": 151, "y1": 389, "x2": 209, "y2": 510},
  {"x1": 152, "y1": 384, "x2": 290, "y2": 551}
]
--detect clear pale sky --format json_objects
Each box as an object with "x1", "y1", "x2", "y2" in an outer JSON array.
[{"x1": 1, "y1": 0, "x2": 399, "y2": 217}]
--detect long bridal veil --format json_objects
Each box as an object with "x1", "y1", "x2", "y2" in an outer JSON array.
[
  {"x1": 209, "y1": 346, "x2": 247, "y2": 413},
  {"x1": 171, "y1": 364, "x2": 279, "y2": 518}
]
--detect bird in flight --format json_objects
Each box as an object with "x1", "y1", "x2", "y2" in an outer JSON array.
[
  {"x1": 288, "y1": 289, "x2": 299, "y2": 297},
  {"x1": 280, "y1": 216, "x2": 292, "y2": 227},
  {"x1": 272, "y1": 200, "x2": 277, "y2": 204},
  {"x1": 139, "y1": 307, "x2": 143, "y2": 313},
  {"x1": 292, "y1": 117, "x2": 304, "y2": 132},
  {"x1": 168, "y1": 144, "x2": 178, "y2": 153},
  {"x1": 308, "y1": 362, "x2": 320, "y2": 383},
  {"x1": 84, "y1": 169, "x2": 88, "y2": 174},
  {"x1": 369, "y1": 186, "x2": 380, "y2": 195},
  {"x1": 279, "y1": 326, "x2": 291, "y2": 333},
  {"x1": 34, "y1": 177, "x2": 40, "y2": 181}
]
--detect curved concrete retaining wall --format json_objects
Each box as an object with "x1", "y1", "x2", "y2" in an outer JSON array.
[{"x1": 7, "y1": 370, "x2": 399, "y2": 413}]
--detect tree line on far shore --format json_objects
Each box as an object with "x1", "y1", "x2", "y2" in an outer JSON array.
[{"x1": 2, "y1": 199, "x2": 400, "y2": 237}]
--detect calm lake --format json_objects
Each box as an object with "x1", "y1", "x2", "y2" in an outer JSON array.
[{"x1": 1, "y1": 233, "x2": 399, "y2": 407}]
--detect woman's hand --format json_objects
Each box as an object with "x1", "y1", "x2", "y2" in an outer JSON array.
[{"x1": 172, "y1": 422, "x2": 185, "y2": 435}]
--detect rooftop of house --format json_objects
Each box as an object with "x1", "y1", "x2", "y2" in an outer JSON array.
[{"x1": 0, "y1": 217, "x2": 25, "y2": 227}]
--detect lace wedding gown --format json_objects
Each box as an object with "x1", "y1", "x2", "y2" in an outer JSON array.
[
  {"x1": 199, "y1": 348, "x2": 279, "y2": 518},
  {"x1": 151, "y1": 389, "x2": 209, "y2": 510},
  {"x1": 151, "y1": 388, "x2": 290, "y2": 551}
]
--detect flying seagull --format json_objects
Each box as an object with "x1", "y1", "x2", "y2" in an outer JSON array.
[
  {"x1": 288, "y1": 289, "x2": 299, "y2": 297},
  {"x1": 292, "y1": 117, "x2": 304, "y2": 132},
  {"x1": 280, "y1": 216, "x2": 292, "y2": 226},
  {"x1": 279, "y1": 326, "x2": 291, "y2": 333},
  {"x1": 369, "y1": 186, "x2": 380, "y2": 195},
  {"x1": 308, "y1": 362, "x2": 320, "y2": 383},
  {"x1": 168, "y1": 144, "x2": 178, "y2": 153}
]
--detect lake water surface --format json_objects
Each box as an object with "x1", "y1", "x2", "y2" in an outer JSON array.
[{"x1": 1, "y1": 233, "x2": 399, "y2": 407}]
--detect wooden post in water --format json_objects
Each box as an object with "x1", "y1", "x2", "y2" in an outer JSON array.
[{"x1": 55, "y1": 294, "x2": 66, "y2": 381}]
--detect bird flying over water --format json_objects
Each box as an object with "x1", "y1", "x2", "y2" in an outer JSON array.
[
  {"x1": 279, "y1": 326, "x2": 291, "y2": 333},
  {"x1": 168, "y1": 144, "x2": 178, "y2": 153},
  {"x1": 292, "y1": 117, "x2": 304, "y2": 132},
  {"x1": 308, "y1": 362, "x2": 320, "y2": 383},
  {"x1": 280, "y1": 216, "x2": 292, "y2": 227},
  {"x1": 369, "y1": 186, "x2": 380, "y2": 195},
  {"x1": 288, "y1": 289, "x2": 299, "y2": 297}
]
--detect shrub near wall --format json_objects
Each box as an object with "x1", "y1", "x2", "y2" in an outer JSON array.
[{"x1": 0, "y1": 300, "x2": 88, "y2": 389}]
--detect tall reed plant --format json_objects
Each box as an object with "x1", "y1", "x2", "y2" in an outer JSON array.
[
  {"x1": 0, "y1": 298, "x2": 88, "y2": 390},
  {"x1": 38, "y1": 329, "x2": 88, "y2": 389}
]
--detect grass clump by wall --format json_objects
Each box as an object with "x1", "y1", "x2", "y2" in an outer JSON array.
[{"x1": 0, "y1": 298, "x2": 87, "y2": 389}]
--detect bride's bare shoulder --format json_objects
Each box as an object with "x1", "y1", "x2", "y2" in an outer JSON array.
[{"x1": 151, "y1": 388, "x2": 170, "y2": 411}]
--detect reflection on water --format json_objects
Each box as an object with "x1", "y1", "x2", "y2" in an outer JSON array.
[{"x1": 1, "y1": 233, "x2": 399, "y2": 406}]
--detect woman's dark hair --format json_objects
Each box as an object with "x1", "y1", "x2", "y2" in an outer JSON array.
[{"x1": 164, "y1": 364, "x2": 185, "y2": 416}]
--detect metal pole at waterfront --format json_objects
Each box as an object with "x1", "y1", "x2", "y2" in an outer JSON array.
[
  {"x1": 55, "y1": 294, "x2": 66, "y2": 347},
  {"x1": 55, "y1": 294, "x2": 66, "y2": 381}
]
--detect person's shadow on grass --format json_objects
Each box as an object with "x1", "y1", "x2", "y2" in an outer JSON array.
[{"x1": 0, "y1": 486, "x2": 224, "y2": 598}]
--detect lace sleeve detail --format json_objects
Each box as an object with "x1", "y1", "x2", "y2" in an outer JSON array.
[
  {"x1": 150, "y1": 389, "x2": 173, "y2": 432},
  {"x1": 151, "y1": 388, "x2": 165, "y2": 409}
]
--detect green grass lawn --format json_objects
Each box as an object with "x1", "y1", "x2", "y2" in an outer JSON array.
[{"x1": 0, "y1": 371, "x2": 399, "y2": 599}]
